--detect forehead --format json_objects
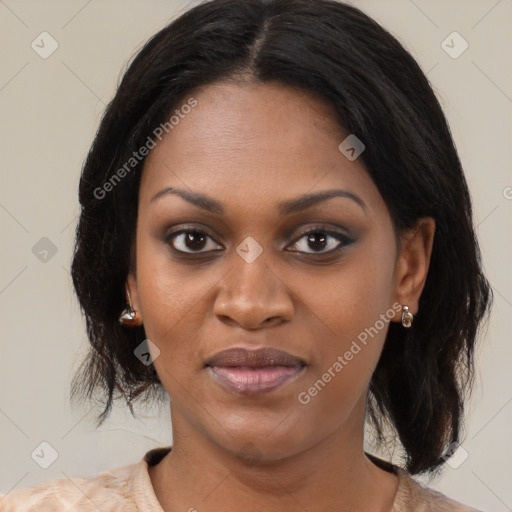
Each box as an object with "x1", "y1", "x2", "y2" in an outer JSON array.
[{"x1": 139, "y1": 82, "x2": 383, "y2": 216}]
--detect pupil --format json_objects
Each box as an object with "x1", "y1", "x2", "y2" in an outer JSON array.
[
  {"x1": 309, "y1": 232, "x2": 326, "y2": 250},
  {"x1": 186, "y1": 232, "x2": 206, "y2": 250}
]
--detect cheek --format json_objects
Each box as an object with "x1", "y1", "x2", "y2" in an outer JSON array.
[
  {"x1": 303, "y1": 239, "x2": 395, "y2": 346},
  {"x1": 294, "y1": 233, "x2": 396, "y2": 403},
  {"x1": 135, "y1": 230, "x2": 210, "y2": 324},
  {"x1": 134, "y1": 237, "x2": 209, "y2": 371},
  {"x1": 294, "y1": 298, "x2": 391, "y2": 435}
]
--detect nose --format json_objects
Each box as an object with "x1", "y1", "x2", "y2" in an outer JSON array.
[{"x1": 213, "y1": 249, "x2": 294, "y2": 330}]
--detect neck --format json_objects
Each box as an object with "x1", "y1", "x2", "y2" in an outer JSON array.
[{"x1": 149, "y1": 396, "x2": 398, "y2": 512}]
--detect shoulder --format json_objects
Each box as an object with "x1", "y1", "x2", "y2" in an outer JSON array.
[
  {"x1": 0, "y1": 461, "x2": 142, "y2": 512},
  {"x1": 394, "y1": 469, "x2": 484, "y2": 512}
]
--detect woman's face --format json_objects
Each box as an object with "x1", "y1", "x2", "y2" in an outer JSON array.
[{"x1": 128, "y1": 81, "x2": 430, "y2": 461}]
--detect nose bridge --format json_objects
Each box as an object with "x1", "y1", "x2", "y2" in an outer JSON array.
[
  {"x1": 213, "y1": 236, "x2": 293, "y2": 326},
  {"x1": 230, "y1": 236, "x2": 279, "y2": 301}
]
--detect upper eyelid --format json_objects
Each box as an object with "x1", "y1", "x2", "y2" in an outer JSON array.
[
  {"x1": 166, "y1": 225, "x2": 221, "y2": 243},
  {"x1": 290, "y1": 225, "x2": 350, "y2": 241}
]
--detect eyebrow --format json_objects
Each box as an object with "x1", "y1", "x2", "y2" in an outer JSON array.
[{"x1": 149, "y1": 187, "x2": 367, "y2": 215}]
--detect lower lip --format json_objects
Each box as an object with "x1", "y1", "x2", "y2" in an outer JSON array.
[{"x1": 208, "y1": 365, "x2": 305, "y2": 395}]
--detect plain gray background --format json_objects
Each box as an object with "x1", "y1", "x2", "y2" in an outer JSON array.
[{"x1": 1, "y1": 0, "x2": 511, "y2": 509}]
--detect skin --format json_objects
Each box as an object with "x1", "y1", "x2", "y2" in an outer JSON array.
[{"x1": 127, "y1": 81, "x2": 435, "y2": 512}]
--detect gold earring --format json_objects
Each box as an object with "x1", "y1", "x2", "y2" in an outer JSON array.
[
  {"x1": 401, "y1": 305, "x2": 413, "y2": 328},
  {"x1": 119, "y1": 285, "x2": 142, "y2": 327}
]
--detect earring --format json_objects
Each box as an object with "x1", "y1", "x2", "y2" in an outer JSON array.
[
  {"x1": 401, "y1": 305, "x2": 413, "y2": 328},
  {"x1": 119, "y1": 285, "x2": 142, "y2": 327}
]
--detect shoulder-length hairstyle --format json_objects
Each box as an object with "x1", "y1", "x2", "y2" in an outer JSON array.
[{"x1": 70, "y1": 0, "x2": 492, "y2": 475}]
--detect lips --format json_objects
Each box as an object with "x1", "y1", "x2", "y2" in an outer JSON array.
[
  {"x1": 205, "y1": 346, "x2": 306, "y2": 368},
  {"x1": 205, "y1": 347, "x2": 306, "y2": 395}
]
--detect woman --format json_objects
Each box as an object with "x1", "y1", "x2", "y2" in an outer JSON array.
[{"x1": 0, "y1": 0, "x2": 492, "y2": 510}]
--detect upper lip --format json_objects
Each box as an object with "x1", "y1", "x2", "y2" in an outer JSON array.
[{"x1": 205, "y1": 347, "x2": 306, "y2": 368}]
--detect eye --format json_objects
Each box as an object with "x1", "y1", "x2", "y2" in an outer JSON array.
[
  {"x1": 165, "y1": 228, "x2": 223, "y2": 254},
  {"x1": 165, "y1": 225, "x2": 354, "y2": 256},
  {"x1": 287, "y1": 228, "x2": 354, "y2": 255}
]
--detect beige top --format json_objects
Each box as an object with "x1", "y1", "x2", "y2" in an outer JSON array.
[{"x1": 0, "y1": 447, "x2": 482, "y2": 511}]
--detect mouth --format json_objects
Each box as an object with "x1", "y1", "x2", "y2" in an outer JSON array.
[{"x1": 205, "y1": 346, "x2": 307, "y2": 396}]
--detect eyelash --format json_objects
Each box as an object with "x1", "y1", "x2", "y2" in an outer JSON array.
[{"x1": 164, "y1": 225, "x2": 355, "y2": 257}]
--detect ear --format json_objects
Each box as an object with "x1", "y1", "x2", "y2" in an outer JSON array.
[
  {"x1": 391, "y1": 217, "x2": 435, "y2": 323},
  {"x1": 126, "y1": 271, "x2": 143, "y2": 319}
]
